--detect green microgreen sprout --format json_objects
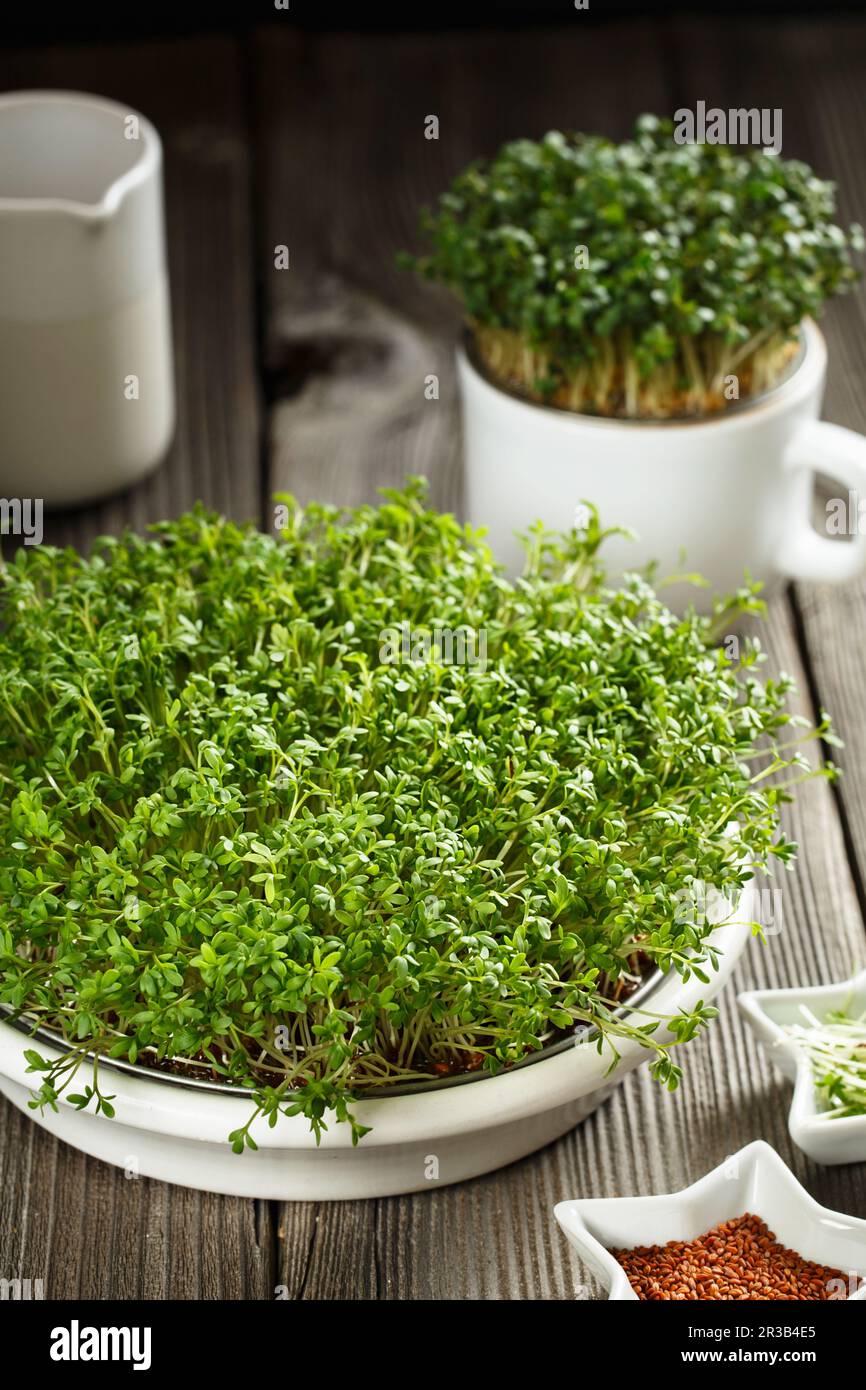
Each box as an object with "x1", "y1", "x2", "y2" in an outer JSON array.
[
  {"x1": 400, "y1": 115, "x2": 863, "y2": 417},
  {"x1": 0, "y1": 481, "x2": 835, "y2": 1146},
  {"x1": 784, "y1": 1006, "x2": 866, "y2": 1119}
]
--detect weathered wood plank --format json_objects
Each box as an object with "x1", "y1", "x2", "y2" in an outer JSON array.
[
  {"x1": 749, "y1": 21, "x2": 866, "y2": 906},
  {"x1": 0, "y1": 1089, "x2": 275, "y2": 1299},
  {"x1": 0, "y1": 36, "x2": 270, "y2": 1300}
]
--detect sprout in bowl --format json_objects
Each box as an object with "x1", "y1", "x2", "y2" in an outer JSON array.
[{"x1": 0, "y1": 481, "x2": 834, "y2": 1158}]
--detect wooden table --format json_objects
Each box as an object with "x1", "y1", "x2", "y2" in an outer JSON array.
[{"x1": 3, "y1": 14, "x2": 866, "y2": 1300}]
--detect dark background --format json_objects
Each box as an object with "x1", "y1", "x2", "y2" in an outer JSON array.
[{"x1": 6, "y1": 0, "x2": 865, "y2": 45}]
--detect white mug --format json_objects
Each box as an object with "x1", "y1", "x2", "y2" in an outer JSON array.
[
  {"x1": 459, "y1": 319, "x2": 866, "y2": 610},
  {"x1": 0, "y1": 90, "x2": 175, "y2": 506}
]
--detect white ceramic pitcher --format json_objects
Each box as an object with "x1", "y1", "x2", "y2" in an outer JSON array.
[{"x1": 0, "y1": 90, "x2": 175, "y2": 506}]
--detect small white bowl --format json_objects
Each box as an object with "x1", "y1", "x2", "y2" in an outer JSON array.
[
  {"x1": 554, "y1": 1139, "x2": 866, "y2": 1300},
  {"x1": 738, "y1": 968, "x2": 866, "y2": 1165}
]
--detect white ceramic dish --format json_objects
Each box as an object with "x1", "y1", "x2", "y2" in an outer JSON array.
[
  {"x1": 459, "y1": 319, "x2": 866, "y2": 612},
  {"x1": 738, "y1": 968, "x2": 866, "y2": 1166},
  {"x1": 0, "y1": 894, "x2": 752, "y2": 1200},
  {"x1": 555, "y1": 1139, "x2": 866, "y2": 1300}
]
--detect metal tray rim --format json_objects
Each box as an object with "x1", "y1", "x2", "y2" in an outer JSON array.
[{"x1": 0, "y1": 963, "x2": 665, "y2": 1101}]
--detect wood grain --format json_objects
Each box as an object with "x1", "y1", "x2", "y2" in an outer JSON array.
[{"x1": 752, "y1": 20, "x2": 866, "y2": 907}]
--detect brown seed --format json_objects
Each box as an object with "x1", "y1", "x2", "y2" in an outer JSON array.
[{"x1": 609, "y1": 1212, "x2": 863, "y2": 1302}]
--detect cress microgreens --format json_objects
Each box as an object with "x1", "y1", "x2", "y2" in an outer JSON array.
[
  {"x1": 0, "y1": 482, "x2": 834, "y2": 1146},
  {"x1": 401, "y1": 115, "x2": 864, "y2": 417},
  {"x1": 785, "y1": 1008, "x2": 866, "y2": 1119}
]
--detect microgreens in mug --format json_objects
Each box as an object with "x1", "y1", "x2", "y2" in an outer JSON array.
[
  {"x1": 0, "y1": 482, "x2": 834, "y2": 1145},
  {"x1": 401, "y1": 115, "x2": 863, "y2": 417}
]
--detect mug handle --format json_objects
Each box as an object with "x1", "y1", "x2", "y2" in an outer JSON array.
[{"x1": 775, "y1": 419, "x2": 866, "y2": 583}]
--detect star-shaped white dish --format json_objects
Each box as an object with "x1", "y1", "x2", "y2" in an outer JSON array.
[
  {"x1": 554, "y1": 1140, "x2": 866, "y2": 1300},
  {"x1": 738, "y1": 968, "x2": 866, "y2": 1166}
]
